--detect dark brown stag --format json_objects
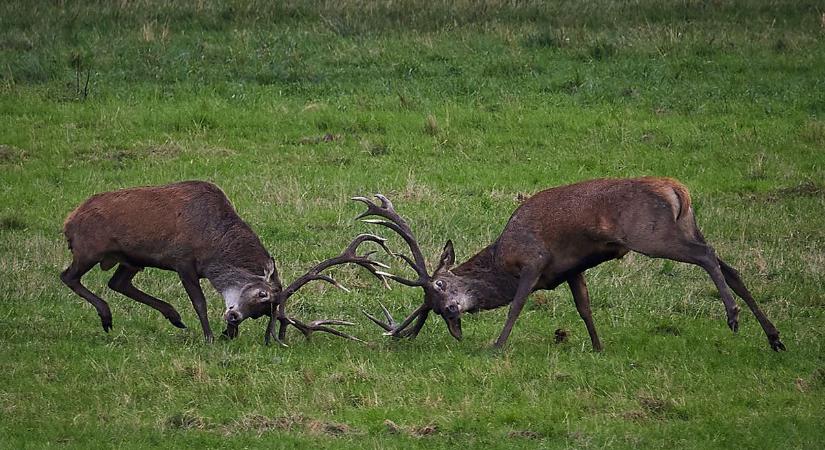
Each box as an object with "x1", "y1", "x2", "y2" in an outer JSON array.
[
  {"x1": 61, "y1": 180, "x2": 388, "y2": 344},
  {"x1": 359, "y1": 177, "x2": 785, "y2": 352}
]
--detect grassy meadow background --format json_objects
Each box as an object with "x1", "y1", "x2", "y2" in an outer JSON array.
[{"x1": 1, "y1": 0, "x2": 824, "y2": 447}]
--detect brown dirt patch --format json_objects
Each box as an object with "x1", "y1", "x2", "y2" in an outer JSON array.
[
  {"x1": 306, "y1": 419, "x2": 354, "y2": 436},
  {"x1": 382, "y1": 419, "x2": 440, "y2": 437},
  {"x1": 0, "y1": 144, "x2": 27, "y2": 164},
  {"x1": 508, "y1": 430, "x2": 543, "y2": 439},
  {"x1": 225, "y1": 413, "x2": 305, "y2": 436}
]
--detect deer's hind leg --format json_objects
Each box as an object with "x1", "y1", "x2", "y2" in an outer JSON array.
[
  {"x1": 107, "y1": 264, "x2": 186, "y2": 329},
  {"x1": 623, "y1": 216, "x2": 741, "y2": 334},
  {"x1": 717, "y1": 259, "x2": 785, "y2": 351},
  {"x1": 60, "y1": 257, "x2": 114, "y2": 332}
]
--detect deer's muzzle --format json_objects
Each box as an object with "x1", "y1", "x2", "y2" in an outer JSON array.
[
  {"x1": 443, "y1": 315, "x2": 462, "y2": 341},
  {"x1": 224, "y1": 308, "x2": 243, "y2": 324}
]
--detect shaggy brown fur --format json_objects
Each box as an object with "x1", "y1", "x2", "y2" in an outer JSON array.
[{"x1": 61, "y1": 181, "x2": 280, "y2": 342}]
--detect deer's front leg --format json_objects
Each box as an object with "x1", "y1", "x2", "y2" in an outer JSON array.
[
  {"x1": 568, "y1": 272, "x2": 602, "y2": 352},
  {"x1": 178, "y1": 270, "x2": 213, "y2": 343},
  {"x1": 276, "y1": 302, "x2": 291, "y2": 346},
  {"x1": 493, "y1": 267, "x2": 541, "y2": 349},
  {"x1": 222, "y1": 323, "x2": 239, "y2": 339},
  {"x1": 264, "y1": 302, "x2": 289, "y2": 346}
]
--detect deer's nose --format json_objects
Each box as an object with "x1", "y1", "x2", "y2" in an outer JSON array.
[{"x1": 224, "y1": 309, "x2": 242, "y2": 324}]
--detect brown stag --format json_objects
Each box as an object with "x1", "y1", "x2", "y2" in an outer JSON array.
[
  {"x1": 358, "y1": 177, "x2": 785, "y2": 352},
  {"x1": 61, "y1": 180, "x2": 388, "y2": 344}
]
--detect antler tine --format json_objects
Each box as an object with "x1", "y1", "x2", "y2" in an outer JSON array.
[
  {"x1": 394, "y1": 253, "x2": 419, "y2": 273},
  {"x1": 306, "y1": 274, "x2": 350, "y2": 292},
  {"x1": 363, "y1": 302, "x2": 431, "y2": 338},
  {"x1": 309, "y1": 319, "x2": 356, "y2": 326},
  {"x1": 374, "y1": 270, "x2": 423, "y2": 287},
  {"x1": 351, "y1": 262, "x2": 392, "y2": 290},
  {"x1": 289, "y1": 317, "x2": 365, "y2": 343},
  {"x1": 363, "y1": 312, "x2": 393, "y2": 331},
  {"x1": 265, "y1": 302, "x2": 367, "y2": 346},
  {"x1": 338, "y1": 234, "x2": 397, "y2": 289},
  {"x1": 382, "y1": 303, "x2": 429, "y2": 336},
  {"x1": 264, "y1": 302, "x2": 288, "y2": 346},
  {"x1": 374, "y1": 193, "x2": 394, "y2": 210},
  {"x1": 379, "y1": 302, "x2": 394, "y2": 323},
  {"x1": 342, "y1": 233, "x2": 393, "y2": 258},
  {"x1": 351, "y1": 196, "x2": 384, "y2": 221},
  {"x1": 362, "y1": 301, "x2": 397, "y2": 331}
]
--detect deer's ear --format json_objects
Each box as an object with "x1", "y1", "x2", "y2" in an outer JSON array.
[
  {"x1": 268, "y1": 259, "x2": 282, "y2": 290},
  {"x1": 267, "y1": 259, "x2": 276, "y2": 279},
  {"x1": 262, "y1": 259, "x2": 275, "y2": 280},
  {"x1": 436, "y1": 239, "x2": 455, "y2": 272}
]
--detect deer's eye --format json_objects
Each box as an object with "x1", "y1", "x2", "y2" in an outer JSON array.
[{"x1": 435, "y1": 280, "x2": 445, "y2": 290}]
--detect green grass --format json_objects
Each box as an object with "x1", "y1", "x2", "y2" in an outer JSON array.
[{"x1": 1, "y1": 0, "x2": 824, "y2": 448}]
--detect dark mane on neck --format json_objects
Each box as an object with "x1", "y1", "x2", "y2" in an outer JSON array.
[{"x1": 453, "y1": 242, "x2": 519, "y2": 311}]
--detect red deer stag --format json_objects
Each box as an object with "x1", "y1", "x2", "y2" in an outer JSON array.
[
  {"x1": 61, "y1": 181, "x2": 388, "y2": 343},
  {"x1": 358, "y1": 177, "x2": 785, "y2": 352}
]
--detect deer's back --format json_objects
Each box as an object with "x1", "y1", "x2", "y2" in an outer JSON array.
[
  {"x1": 63, "y1": 181, "x2": 242, "y2": 265},
  {"x1": 495, "y1": 177, "x2": 690, "y2": 274}
]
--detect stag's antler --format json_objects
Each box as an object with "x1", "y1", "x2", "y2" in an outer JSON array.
[
  {"x1": 363, "y1": 301, "x2": 431, "y2": 338},
  {"x1": 352, "y1": 194, "x2": 433, "y2": 338},
  {"x1": 351, "y1": 195, "x2": 429, "y2": 286},
  {"x1": 264, "y1": 233, "x2": 392, "y2": 345}
]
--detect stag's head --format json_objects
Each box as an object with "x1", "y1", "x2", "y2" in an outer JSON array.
[
  {"x1": 223, "y1": 233, "x2": 391, "y2": 344},
  {"x1": 424, "y1": 240, "x2": 481, "y2": 340},
  {"x1": 220, "y1": 260, "x2": 283, "y2": 331},
  {"x1": 354, "y1": 195, "x2": 477, "y2": 340}
]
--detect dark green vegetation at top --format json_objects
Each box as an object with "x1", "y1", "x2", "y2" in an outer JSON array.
[{"x1": 1, "y1": 1, "x2": 823, "y2": 448}]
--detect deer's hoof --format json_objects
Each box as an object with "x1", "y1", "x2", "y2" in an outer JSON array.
[
  {"x1": 727, "y1": 307, "x2": 740, "y2": 333},
  {"x1": 171, "y1": 319, "x2": 187, "y2": 329},
  {"x1": 100, "y1": 317, "x2": 113, "y2": 333},
  {"x1": 770, "y1": 336, "x2": 786, "y2": 352}
]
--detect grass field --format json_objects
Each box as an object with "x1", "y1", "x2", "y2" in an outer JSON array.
[{"x1": 1, "y1": 0, "x2": 824, "y2": 448}]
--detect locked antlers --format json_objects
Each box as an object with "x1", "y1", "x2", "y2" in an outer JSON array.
[
  {"x1": 266, "y1": 195, "x2": 435, "y2": 345},
  {"x1": 352, "y1": 195, "x2": 433, "y2": 338},
  {"x1": 264, "y1": 233, "x2": 392, "y2": 345}
]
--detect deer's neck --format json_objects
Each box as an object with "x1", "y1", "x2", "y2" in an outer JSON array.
[
  {"x1": 205, "y1": 265, "x2": 260, "y2": 294},
  {"x1": 202, "y1": 223, "x2": 274, "y2": 289},
  {"x1": 452, "y1": 242, "x2": 519, "y2": 311}
]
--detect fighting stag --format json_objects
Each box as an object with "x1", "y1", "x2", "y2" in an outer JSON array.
[
  {"x1": 61, "y1": 180, "x2": 389, "y2": 344},
  {"x1": 357, "y1": 177, "x2": 785, "y2": 352}
]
